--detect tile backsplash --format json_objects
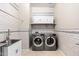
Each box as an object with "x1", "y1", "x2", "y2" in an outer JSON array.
[{"x1": 0, "y1": 33, "x2": 6, "y2": 42}]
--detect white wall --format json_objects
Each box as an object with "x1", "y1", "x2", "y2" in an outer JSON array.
[
  {"x1": 18, "y1": 3, "x2": 31, "y2": 49},
  {"x1": 55, "y1": 3, "x2": 79, "y2": 55},
  {"x1": 32, "y1": 7, "x2": 54, "y2": 13},
  {"x1": 0, "y1": 3, "x2": 31, "y2": 49},
  {"x1": 0, "y1": 3, "x2": 20, "y2": 42},
  {"x1": 55, "y1": 3, "x2": 79, "y2": 30}
]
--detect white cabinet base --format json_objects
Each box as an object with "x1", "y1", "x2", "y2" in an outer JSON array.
[{"x1": 3, "y1": 40, "x2": 22, "y2": 56}]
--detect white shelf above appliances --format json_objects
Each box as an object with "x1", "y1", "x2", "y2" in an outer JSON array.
[
  {"x1": 31, "y1": 7, "x2": 55, "y2": 24},
  {"x1": 32, "y1": 15, "x2": 54, "y2": 24}
]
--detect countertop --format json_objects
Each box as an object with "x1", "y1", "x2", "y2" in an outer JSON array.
[
  {"x1": 0, "y1": 43, "x2": 7, "y2": 47},
  {"x1": 0, "y1": 39, "x2": 21, "y2": 47}
]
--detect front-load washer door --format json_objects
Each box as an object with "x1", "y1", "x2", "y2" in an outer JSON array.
[
  {"x1": 45, "y1": 37, "x2": 56, "y2": 47},
  {"x1": 33, "y1": 36, "x2": 43, "y2": 47}
]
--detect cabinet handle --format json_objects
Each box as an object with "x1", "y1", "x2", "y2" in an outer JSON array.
[
  {"x1": 75, "y1": 43, "x2": 79, "y2": 45},
  {"x1": 16, "y1": 49, "x2": 18, "y2": 53}
]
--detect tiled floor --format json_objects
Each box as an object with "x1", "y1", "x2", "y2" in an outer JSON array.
[{"x1": 21, "y1": 49, "x2": 65, "y2": 56}]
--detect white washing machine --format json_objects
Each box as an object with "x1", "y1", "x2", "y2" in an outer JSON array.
[
  {"x1": 32, "y1": 32, "x2": 45, "y2": 51},
  {"x1": 45, "y1": 33, "x2": 58, "y2": 51}
]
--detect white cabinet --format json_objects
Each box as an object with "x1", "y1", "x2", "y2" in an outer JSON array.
[
  {"x1": 3, "y1": 40, "x2": 22, "y2": 56},
  {"x1": 58, "y1": 32, "x2": 79, "y2": 56},
  {"x1": 67, "y1": 33, "x2": 79, "y2": 56}
]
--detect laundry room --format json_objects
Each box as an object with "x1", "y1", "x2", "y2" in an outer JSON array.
[
  {"x1": 30, "y1": 3, "x2": 57, "y2": 51},
  {"x1": 0, "y1": 2, "x2": 79, "y2": 56}
]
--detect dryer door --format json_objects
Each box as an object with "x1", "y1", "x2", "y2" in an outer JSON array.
[
  {"x1": 45, "y1": 37, "x2": 56, "y2": 47},
  {"x1": 33, "y1": 36, "x2": 43, "y2": 47}
]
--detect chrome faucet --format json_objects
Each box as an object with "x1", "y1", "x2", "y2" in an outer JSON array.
[{"x1": 6, "y1": 29, "x2": 10, "y2": 45}]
